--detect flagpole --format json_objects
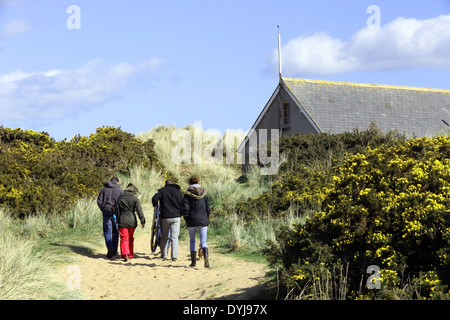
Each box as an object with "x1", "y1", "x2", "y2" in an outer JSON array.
[{"x1": 277, "y1": 25, "x2": 282, "y2": 81}]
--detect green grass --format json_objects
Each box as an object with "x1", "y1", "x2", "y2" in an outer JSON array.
[
  {"x1": 0, "y1": 195, "x2": 110, "y2": 299},
  {"x1": 0, "y1": 209, "x2": 86, "y2": 299},
  {"x1": 209, "y1": 209, "x2": 304, "y2": 265}
]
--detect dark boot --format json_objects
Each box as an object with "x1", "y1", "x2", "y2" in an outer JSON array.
[
  {"x1": 202, "y1": 247, "x2": 209, "y2": 268},
  {"x1": 190, "y1": 251, "x2": 196, "y2": 267}
]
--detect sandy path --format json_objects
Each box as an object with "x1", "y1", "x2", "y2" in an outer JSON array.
[{"x1": 62, "y1": 227, "x2": 268, "y2": 300}]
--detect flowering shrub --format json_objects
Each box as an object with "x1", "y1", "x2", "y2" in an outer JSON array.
[
  {"x1": 0, "y1": 126, "x2": 162, "y2": 217},
  {"x1": 265, "y1": 135, "x2": 450, "y2": 299},
  {"x1": 234, "y1": 125, "x2": 404, "y2": 220}
]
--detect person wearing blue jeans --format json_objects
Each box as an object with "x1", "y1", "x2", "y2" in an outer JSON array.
[
  {"x1": 188, "y1": 225, "x2": 208, "y2": 258},
  {"x1": 181, "y1": 176, "x2": 211, "y2": 268},
  {"x1": 97, "y1": 177, "x2": 124, "y2": 259},
  {"x1": 102, "y1": 211, "x2": 119, "y2": 258}
]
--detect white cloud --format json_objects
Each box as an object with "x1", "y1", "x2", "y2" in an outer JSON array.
[
  {"x1": 1, "y1": 19, "x2": 31, "y2": 38},
  {"x1": 0, "y1": 58, "x2": 164, "y2": 121},
  {"x1": 275, "y1": 14, "x2": 450, "y2": 76}
]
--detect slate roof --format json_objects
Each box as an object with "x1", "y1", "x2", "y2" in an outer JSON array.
[{"x1": 282, "y1": 77, "x2": 450, "y2": 138}]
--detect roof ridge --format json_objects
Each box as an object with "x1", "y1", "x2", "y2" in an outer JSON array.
[{"x1": 282, "y1": 77, "x2": 450, "y2": 93}]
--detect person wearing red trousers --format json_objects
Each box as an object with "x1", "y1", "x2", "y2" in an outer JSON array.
[{"x1": 116, "y1": 183, "x2": 145, "y2": 262}]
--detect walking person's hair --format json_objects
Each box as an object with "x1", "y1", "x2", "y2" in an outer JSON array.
[{"x1": 189, "y1": 176, "x2": 199, "y2": 185}]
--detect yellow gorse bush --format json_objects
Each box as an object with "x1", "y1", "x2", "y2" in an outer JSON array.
[
  {"x1": 265, "y1": 134, "x2": 450, "y2": 299},
  {"x1": 0, "y1": 126, "x2": 162, "y2": 217}
]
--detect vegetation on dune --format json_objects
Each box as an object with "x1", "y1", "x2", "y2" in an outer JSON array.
[
  {"x1": 1, "y1": 123, "x2": 450, "y2": 300},
  {"x1": 263, "y1": 133, "x2": 450, "y2": 299},
  {"x1": 233, "y1": 125, "x2": 405, "y2": 221},
  {"x1": 137, "y1": 125, "x2": 270, "y2": 212},
  {"x1": 0, "y1": 126, "x2": 162, "y2": 218}
]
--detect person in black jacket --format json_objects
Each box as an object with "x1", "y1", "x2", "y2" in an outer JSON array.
[
  {"x1": 181, "y1": 176, "x2": 210, "y2": 268},
  {"x1": 97, "y1": 177, "x2": 124, "y2": 259},
  {"x1": 116, "y1": 183, "x2": 145, "y2": 262},
  {"x1": 152, "y1": 179, "x2": 183, "y2": 261}
]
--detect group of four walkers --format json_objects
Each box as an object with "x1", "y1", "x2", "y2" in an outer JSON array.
[{"x1": 96, "y1": 176, "x2": 210, "y2": 268}]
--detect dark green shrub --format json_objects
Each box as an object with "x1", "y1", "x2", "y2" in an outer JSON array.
[{"x1": 0, "y1": 126, "x2": 162, "y2": 217}]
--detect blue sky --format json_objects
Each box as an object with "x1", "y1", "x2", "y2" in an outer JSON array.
[{"x1": 1, "y1": 0, "x2": 449, "y2": 140}]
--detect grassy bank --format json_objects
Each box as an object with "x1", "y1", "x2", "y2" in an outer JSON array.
[{"x1": 0, "y1": 202, "x2": 99, "y2": 300}]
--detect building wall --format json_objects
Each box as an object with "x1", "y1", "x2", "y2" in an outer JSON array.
[
  {"x1": 241, "y1": 86, "x2": 318, "y2": 173},
  {"x1": 277, "y1": 87, "x2": 318, "y2": 136}
]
